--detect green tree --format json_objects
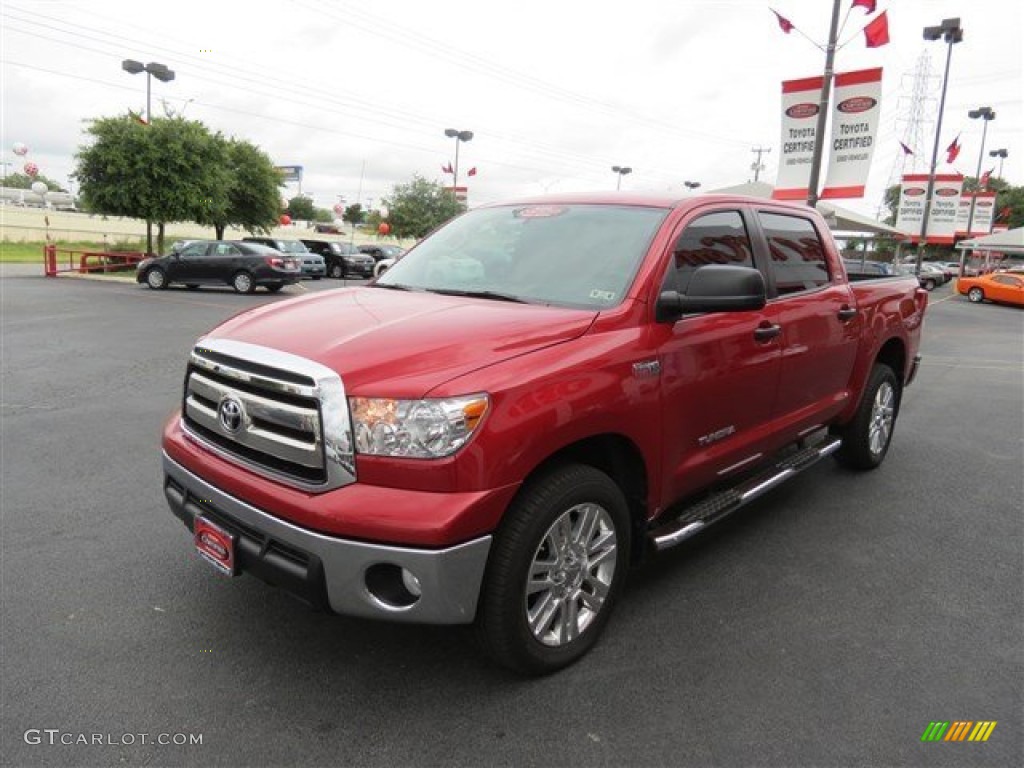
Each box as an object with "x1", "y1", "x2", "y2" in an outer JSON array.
[
  {"x1": 286, "y1": 195, "x2": 316, "y2": 221},
  {"x1": 343, "y1": 203, "x2": 364, "y2": 226},
  {"x1": 203, "y1": 138, "x2": 282, "y2": 240},
  {"x1": 1, "y1": 172, "x2": 66, "y2": 191},
  {"x1": 312, "y1": 207, "x2": 334, "y2": 223},
  {"x1": 381, "y1": 175, "x2": 462, "y2": 239},
  {"x1": 75, "y1": 114, "x2": 230, "y2": 253}
]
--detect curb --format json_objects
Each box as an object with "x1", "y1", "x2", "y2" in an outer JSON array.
[{"x1": 57, "y1": 271, "x2": 137, "y2": 284}]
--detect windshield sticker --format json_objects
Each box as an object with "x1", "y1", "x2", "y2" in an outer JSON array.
[
  {"x1": 514, "y1": 206, "x2": 568, "y2": 219},
  {"x1": 589, "y1": 289, "x2": 616, "y2": 302}
]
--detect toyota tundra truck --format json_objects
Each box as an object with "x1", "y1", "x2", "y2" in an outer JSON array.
[{"x1": 162, "y1": 194, "x2": 927, "y2": 674}]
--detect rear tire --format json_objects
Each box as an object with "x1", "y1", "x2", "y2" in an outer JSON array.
[
  {"x1": 265, "y1": 284, "x2": 284, "y2": 293},
  {"x1": 834, "y1": 363, "x2": 899, "y2": 470},
  {"x1": 475, "y1": 464, "x2": 630, "y2": 675},
  {"x1": 967, "y1": 287, "x2": 985, "y2": 303},
  {"x1": 145, "y1": 267, "x2": 167, "y2": 290},
  {"x1": 232, "y1": 271, "x2": 255, "y2": 294}
]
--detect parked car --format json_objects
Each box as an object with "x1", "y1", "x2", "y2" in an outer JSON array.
[
  {"x1": 300, "y1": 239, "x2": 376, "y2": 279},
  {"x1": 373, "y1": 253, "x2": 405, "y2": 277},
  {"x1": 136, "y1": 240, "x2": 301, "y2": 294},
  {"x1": 956, "y1": 272, "x2": 1024, "y2": 307},
  {"x1": 242, "y1": 237, "x2": 326, "y2": 279},
  {"x1": 917, "y1": 263, "x2": 950, "y2": 290},
  {"x1": 160, "y1": 193, "x2": 927, "y2": 674},
  {"x1": 314, "y1": 223, "x2": 343, "y2": 234},
  {"x1": 358, "y1": 243, "x2": 406, "y2": 263}
]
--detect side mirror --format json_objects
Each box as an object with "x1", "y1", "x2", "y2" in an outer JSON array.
[{"x1": 657, "y1": 265, "x2": 766, "y2": 322}]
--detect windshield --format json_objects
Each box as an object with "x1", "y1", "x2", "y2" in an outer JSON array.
[
  {"x1": 278, "y1": 241, "x2": 309, "y2": 254},
  {"x1": 376, "y1": 204, "x2": 668, "y2": 309}
]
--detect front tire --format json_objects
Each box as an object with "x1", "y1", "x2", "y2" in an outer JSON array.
[
  {"x1": 923, "y1": 278, "x2": 936, "y2": 291},
  {"x1": 476, "y1": 464, "x2": 630, "y2": 675},
  {"x1": 329, "y1": 264, "x2": 344, "y2": 279},
  {"x1": 967, "y1": 287, "x2": 985, "y2": 303},
  {"x1": 145, "y1": 267, "x2": 167, "y2": 290},
  {"x1": 834, "y1": 363, "x2": 899, "y2": 470},
  {"x1": 232, "y1": 271, "x2": 255, "y2": 294}
]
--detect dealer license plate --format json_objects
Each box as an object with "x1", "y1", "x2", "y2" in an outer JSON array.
[{"x1": 194, "y1": 517, "x2": 237, "y2": 577}]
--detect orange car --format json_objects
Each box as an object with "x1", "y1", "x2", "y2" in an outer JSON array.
[{"x1": 957, "y1": 272, "x2": 1024, "y2": 307}]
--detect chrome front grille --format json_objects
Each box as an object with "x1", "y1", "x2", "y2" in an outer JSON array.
[{"x1": 182, "y1": 339, "x2": 356, "y2": 492}]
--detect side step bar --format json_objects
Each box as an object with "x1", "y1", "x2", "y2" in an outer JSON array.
[{"x1": 649, "y1": 437, "x2": 843, "y2": 551}]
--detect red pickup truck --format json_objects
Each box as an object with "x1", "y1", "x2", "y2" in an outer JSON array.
[{"x1": 162, "y1": 194, "x2": 927, "y2": 674}]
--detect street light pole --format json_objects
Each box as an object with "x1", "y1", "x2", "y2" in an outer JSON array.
[
  {"x1": 965, "y1": 107, "x2": 995, "y2": 239},
  {"x1": 988, "y1": 148, "x2": 1008, "y2": 182},
  {"x1": 444, "y1": 128, "x2": 473, "y2": 198},
  {"x1": 916, "y1": 18, "x2": 963, "y2": 276},
  {"x1": 122, "y1": 59, "x2": 176, "y2": 254},
  {"x1": 612, "y1": 165, "x2": 632, "y2": 190},
  {"x1": 805, "y1": 0, "x2": 843, "y2": 208}
]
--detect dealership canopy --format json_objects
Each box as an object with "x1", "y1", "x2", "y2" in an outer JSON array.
[
  {"x1": 709, "y1": 181, "x2": 902, "y2": 236},
  {"x1": 955, "y1": 227, "x2": 1024, "y2": 255}
]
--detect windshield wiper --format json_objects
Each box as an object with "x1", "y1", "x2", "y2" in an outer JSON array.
[
  {"x1": 425, "y1": 288, "x2": 528, "y2": 303},
  {"x1": 371, "y1": 282, "x2": 413, "y2": 291}
]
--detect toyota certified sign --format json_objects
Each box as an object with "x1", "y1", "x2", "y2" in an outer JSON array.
[{"x1": 903, "y1": 187, "x2": 925, "y2": 196}]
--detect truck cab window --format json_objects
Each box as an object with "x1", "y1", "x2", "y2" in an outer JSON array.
[
  {"x1": 758, "y1": 212, "x2": 831, "y2": 295},
  {"x1": 666, "y1": 210, "x2": 754, "y2": 294}
]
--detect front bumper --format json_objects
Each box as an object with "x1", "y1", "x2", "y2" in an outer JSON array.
[{"x1": 163, "y1": 453, "x2": 492, "y2": 624}]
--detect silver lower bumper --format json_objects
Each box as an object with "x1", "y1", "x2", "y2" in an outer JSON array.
[{"x1": 163, "y1": 453, "x2": 491, "y2": 624}]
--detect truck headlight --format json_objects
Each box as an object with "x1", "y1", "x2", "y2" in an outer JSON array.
[{"x1": 349, "y1": 394, "x2": 489, "y2": 458}]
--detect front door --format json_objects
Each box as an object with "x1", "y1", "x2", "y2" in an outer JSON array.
[
  {"x1": 168, "y1": 241, "x2": 212, "y2": 283},
  {"x1": 653, "y1": 207, "x2": 782, "y2": 504}
]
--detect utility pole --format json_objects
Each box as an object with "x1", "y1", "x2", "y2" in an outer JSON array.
[{"x1": 750, "y1": 146, "x2": 771, "y2": 182}]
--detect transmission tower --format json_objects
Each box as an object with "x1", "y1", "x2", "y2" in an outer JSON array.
[{"x1": 878, "y1": 51, "x2": 938, "y2": 219}]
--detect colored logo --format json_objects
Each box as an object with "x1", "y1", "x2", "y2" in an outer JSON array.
[
  {"x1": 936, "y1": 188, "x2": 959, "y2": 197},
  {"x1": 977, "y1": 201, "x2": 993, "y2": 208},
  {"x1": 921, "y1": 721, "x2": 997, "y2": 742},
  {"x1": 786, "y1": 103, "x2": 819, "y2": 119},
  {"x1": 903, "y1": 187, "x2": 925, "y2": 196},
  {"x1": 838, "y1": 97, "x2": 877, "y2": 113}
]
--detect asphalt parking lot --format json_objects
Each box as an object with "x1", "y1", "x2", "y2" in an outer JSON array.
[{"x1": 2, "y1": 268, "x2": 1021, "y2": 767}]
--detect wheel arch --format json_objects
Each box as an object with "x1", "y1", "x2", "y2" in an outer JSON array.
[{"x1": 511, "y1": 433, "x2": 650, "y2": 565}]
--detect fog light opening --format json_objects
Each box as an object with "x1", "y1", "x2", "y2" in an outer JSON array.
[{"x1": 364, "y1": 563, "x2": 421, "y2": 610}]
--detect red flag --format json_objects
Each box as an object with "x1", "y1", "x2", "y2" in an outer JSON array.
[
  {"x1": 441, "y1": 163, "x2": 453, "y2": 174},
  {"x1": 467, "y1": 167, "x2": 477, "y2": 177},
  {"x1": 852, "y1": 0, "x2": 876, "y2": 13},
  {"x1": 979, "y1": 168, "x2": 993, "y2": 188},
  {"x1": 863, "y1": 11, "x2": 889, "y2": 47},
  {"x1": 770, "y1": 9, "x2": 794, "y2": 34},
  {"x1": 899, "y1": 141, "x2": 914, "y2": 156},
  {"x1": 997, "y1": 205, "x2": 1012, "y2": 221},
  {"x1": 945, "y1": 135, "x2": 961, "y2": 164}
]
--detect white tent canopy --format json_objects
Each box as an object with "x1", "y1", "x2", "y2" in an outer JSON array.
[
  {"x1": 955, "y1": 227, "x2": 1024, "y2": 254},
  {"x1": 707, "y1": 181, "x2": 902, "y2": 237}
]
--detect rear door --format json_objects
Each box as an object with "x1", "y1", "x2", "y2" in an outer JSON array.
[
  {"x1": 753, "y1": 209, "x2": 860, "y2": 435},
  {"x1": 653, "y1": 207, "x2": 783, "y2": 500},
  {"x1": 208, "y1": 242, "x2": 244, "y2": 284}
]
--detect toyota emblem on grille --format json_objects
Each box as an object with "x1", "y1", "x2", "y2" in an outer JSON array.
[{"x1": 218, "y1": 397, "x2": 244, "y2": 433}]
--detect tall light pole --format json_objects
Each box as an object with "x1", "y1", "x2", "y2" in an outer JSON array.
[
  {"x1": 122, "y1": 59, "x2": 175, "y2": 254},
  {"x1": 916, "y1": 18, "x2": 963, "y2": 276},
  {"x1": 612, "y1": 165, "x2": 632, "y2": 190},
  {"x1": 444, "y1": 128, "x2": 473, "y2": 196},
  {"x1": 964, "y1": 107, "x2": 995, "y2": 238},
  {"x1": 988, "y1": 148, "x2": 1008, "y2": 181},
  {"x1": 805, "y1": 0, "x2": 843, "y2": 208}
]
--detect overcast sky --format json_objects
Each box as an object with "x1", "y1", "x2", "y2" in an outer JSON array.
[{"x1": 2, "y1": 0, "x2": 1021, "y2": 217}]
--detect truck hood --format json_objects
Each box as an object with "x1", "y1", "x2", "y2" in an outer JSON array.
[{"x1": 205, "y1": 286, "x2": 597, "y2": 396}]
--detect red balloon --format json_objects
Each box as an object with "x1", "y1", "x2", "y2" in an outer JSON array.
[
  {"x1": 24, "y1": 162, "x2": 39, "y2": 177},
  {"x1": 377, "y1": 222, "x2": 391, "y2": 235},
  {"x1": 279, "y1": 214, "x2": 292, "y2": 226},
  {"x1": 333, "y1": 204, "x2": 345, "y2": 215}
]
